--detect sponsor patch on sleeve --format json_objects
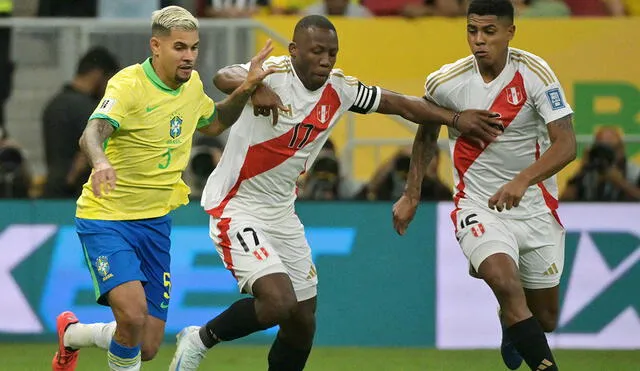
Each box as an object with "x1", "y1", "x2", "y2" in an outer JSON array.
[
  {"x1": 96, "y1": 98, "x2": 116, "y2": 113},
  {"x1": 545, "y1": 88, "x2": 565, "y2": 110}
]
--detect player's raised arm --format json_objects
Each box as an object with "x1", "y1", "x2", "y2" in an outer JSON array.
[
  {"x1": 214, "y1": 61, "x2": 288, "y2": 126},
  {"x1": 213, "y1": 65, "x2": 247, "y2": 95},
  {"x1": 392, "y1": 124, "x2": 441, "y2": 235},
  {"x1": 199, "y1": 40, "x2": 284, "y2": 135},
  {"x1": 375, "y1": 89, "x2": 503, "y2": 144},
  {"x1": 79, "y1": 118, "x2": 116, "y2": 197}
]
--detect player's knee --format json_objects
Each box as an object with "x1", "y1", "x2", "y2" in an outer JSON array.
[
  {"x1": 536, "y1": 310, "x2": 558, "y2": 332},
  {"x1": 258, "y1": 289, "x2": 297, "y2": 326},
  {"x1": 279, "y1": 307, "x2": 316, "y2": 348},
  {"x1": 269, "y1": 292, "x2": 298, "y2": 323},
  {"x1": 140, "y1": 343, "x2": 160, "y2": 361},
  {"x1": 484, "y1": 272, "x2": 521, "y2": 299},
  {"x1": 115, "y1": 305, "x2": 148, "y2": 334}
]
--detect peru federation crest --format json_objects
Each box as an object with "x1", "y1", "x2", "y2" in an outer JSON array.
[
  {"x1": 316, "y1": 105, "x2": 332, "y2": 124},
  {"x1": 506, "y1": 86, "x2": 524, "y2": 106},
  {"x1": 170, "y1": 116, "x2": 183, "y2": 138}
]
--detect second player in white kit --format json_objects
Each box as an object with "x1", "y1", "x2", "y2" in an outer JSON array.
[
  {"x1": 392, "y1": 1, "x2": 577, "y2": 370},
  {"x1": 424, "y1": 47, "x2": 573, "y2": 289}
]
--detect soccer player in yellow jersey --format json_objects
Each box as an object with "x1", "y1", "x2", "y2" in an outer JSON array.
[{"x1": 51, "y1": 6, "x2": 279, "y2": 371}]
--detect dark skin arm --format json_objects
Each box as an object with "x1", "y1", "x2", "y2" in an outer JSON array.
[
  {"x1": 488, "y1": 114, "x2": 577, "y2": 211},
  {"x1": 392, "y1": 124, "x2": 441, "y2": 235},
  {"x1": 215, "y1": 70, "x2": 502, "y2": 142},
  {"x1": 198, "y1": 40, "x2": 281, "y2": 135},
  {"x1": 78, "y1": 119, "x2": 116, "y2": 197},
  {"x1": 376, "y1": 89, "x2": 502, "y2": 143},
  {"x1": 214, "y1": 65, "x2": 247, "y2": 95},
  {"x1": 214, "y1": 65, "x2": 288, "y2": 126}
]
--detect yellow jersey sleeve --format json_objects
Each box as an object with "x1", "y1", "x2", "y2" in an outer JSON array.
[
  {"x1": 194, "y1": 73, "x2": 216, "y2": 129},
  {"x1": 90, "y1": 71, "x2": 140, "y2": 130}
]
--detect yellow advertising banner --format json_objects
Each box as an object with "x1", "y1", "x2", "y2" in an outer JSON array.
[{"x1": 255, "y1": 17, "x2": 640, "y2": 190}]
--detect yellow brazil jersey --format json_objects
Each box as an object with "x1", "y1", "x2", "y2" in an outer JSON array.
[{"x1": 76, "y1": 58, "x2": 216, "y2": 221}]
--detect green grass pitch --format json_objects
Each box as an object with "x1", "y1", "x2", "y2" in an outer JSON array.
[{"x1": 2, "y1": 344, "x2": 638, "y2": 370}]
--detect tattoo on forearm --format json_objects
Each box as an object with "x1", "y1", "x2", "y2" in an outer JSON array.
[
  {"x1": 406, "y1": 126, "x2": 439, "y2": 196},
  {"x1": 95, "y1": 120, "x2": 114, "y2": 142},
  {"x1": 81, "y1": 119, "x2": 114, "y2": 166}
]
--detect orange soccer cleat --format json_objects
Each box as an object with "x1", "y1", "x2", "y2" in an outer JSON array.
[{"x1": 51, "y1": 311, "x2": 80, "y2": 371}]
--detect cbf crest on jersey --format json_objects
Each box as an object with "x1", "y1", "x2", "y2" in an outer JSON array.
[
  {"x1": 506, "y1": 86, "x2": 524, "y2": 106},
  {"x1": 169, "y1": 115, "x2": 183, "y2": 138},
  {"x1": 96, "y1": 255, "x2": 114, "y2": 281},
  {"x1": 317, "y1": 105, "x2": 332, "y2": 124}
]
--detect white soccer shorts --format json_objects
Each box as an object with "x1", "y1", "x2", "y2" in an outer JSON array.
[
  {"x1": 453, "y1": 206, "x2": 565, "y2": 289},
  {"x1": 209, "y1": 213, "x2": 317, "y2": 301}
]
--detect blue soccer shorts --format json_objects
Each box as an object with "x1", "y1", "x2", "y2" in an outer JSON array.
[{"x1": 75, "y1": 215, "x2": 172, "y2": 321}]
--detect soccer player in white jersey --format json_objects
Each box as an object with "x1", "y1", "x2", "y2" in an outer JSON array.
[
  {"x1": 169, "y1": 15, "x2": 505, "y2": 371},
  {"x1": 393, "y1": 1, "x2": 576, "y2": 370}
]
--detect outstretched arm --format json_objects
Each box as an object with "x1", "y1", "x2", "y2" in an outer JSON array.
[
  {"x1": 78, "y1": 119, "x2": 116, "y2": 197},
  {"x1": 488, "y1": 114, "x2": 576, "y2": 211},
  {"x1": 199, "y1": 40, "x2": 279, "y2": 136},
  {"x1": 376, "y1": 89, "x2": 503, "y2": 144},
  {"x1": 213, "y1": 64, "x2": 288, "y2": 126},
  {"x1": 214, "y1": 65, "x2": 247, "y2": 95},
  {"x1": 392, "y1": 124, "x2": 441, "y2": 235}
]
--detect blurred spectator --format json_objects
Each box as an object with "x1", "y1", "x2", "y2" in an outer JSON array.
[
  {"x1": 0, "y1": 0, "x2": 12, "y2": 139},
  {"x1": 0, "y1": 134, "x2": 31, "y2": 199},
  {"x1": 561, "y1": 127, "x2": 640, "y2": 201},
  {"x1": 270, "y1": 0, "x2": 317, "y2": 14},
  {"x1": 38, "y1": 0, "x2": 97, "y2": 17},
  {"x1": 359, "y1": 147, "x2": 451, "y2": 201},
  {"x1": 197, "y1": 0, "x2": 268, "y2": 17},
  {"x1": 298, "y1": 138, "x2": 362, "y2": 200},
  {"x1": 303, "y1": 0, "x2": 373, "y2": 16},
  {"x1": 42, "y1": 47, "x2": 119, "y2": 198},
  {"x1": 512, "y1": 0, "x2": 570, "y2": 17},
  {"x1": 563, "y1": 0, "x2": 626, "y2": 16},
  {"x1": 185, "y1": 135, "x2": 224, "y2": 200},
  {"x1": 300, "y1": 155, "x2": 341, "y2": 200},
  {"x1": 361, "y1": 0, "x2": 422, "y2": 16},
  {"x1": 402, "y1": 0, "x2": 464, "y2": 18}
]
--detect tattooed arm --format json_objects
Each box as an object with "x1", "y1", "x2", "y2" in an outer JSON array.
[
  {"x1": 78, "y1": 119, "x2": 116, "y2": 197},
  {"x1": 517, "y1": 114, "x2": 577, "y2": 185},
  {"x1": 489, "y1": 114, "x2": 577, "y2": 211},
  {"x1": 403, "y1": 124, "x2": 441, "y2": 201},
  {"x1": 392, "y1": 124, "x2": 441, "y2": 235},
  {"x1": 79, "y1": 119, "x2": 114, "y2": 167}
]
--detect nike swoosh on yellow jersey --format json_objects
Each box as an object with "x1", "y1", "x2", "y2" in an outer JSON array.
[{"x1": 146, "y1": 105, "x2": 160, "y2": 112}]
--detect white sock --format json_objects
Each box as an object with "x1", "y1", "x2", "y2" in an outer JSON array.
[
  {"x1": 189, "y1": 327, "x2": 208, "y2": 353},
  {"x1": 108, "y1": 340, "x2": 141, "y2": 371},
  {"x1": 64, "y1": 321, "x2": 116, "y2": 350},
  {"x1": 108, "y1": 356, "x2": 141, "y2": 371}
]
